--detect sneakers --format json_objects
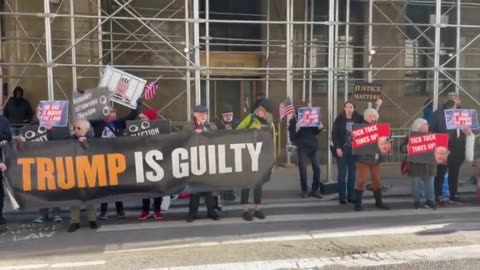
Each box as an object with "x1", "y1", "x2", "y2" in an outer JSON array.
[
  {"x1": 242, "y1": 211, "x2": 253, "y2": 221},
  {"x1": 89, "y1": 221, "x2": 99, "y2": 230},
  {"x1": 301, "y1": 192, "x2": 310, "y2": 198},
  {"x1": 425, "y1": 200, "x2": 437, "y2": 210},
  {"x1": 138, "y1": 211, "x2": 150, "y2": 221},
  {"x1": 53, "y1": 215, "x2": 63, "y2": 223},
  {"x1": 98, "y1": 212, "x2": 108, "y2": 220},
  {"x1": 310, "y1": 192, "x2": 323, "y2": 199},
  {"x1": 253, "y1": 210, "x2": 266, "y2": 220},
  {"x1": 154, "y1": 210, "x2": 163, "y2": 220},
  {"x1": 33, "y1": 216, "x2": 47, "y2": 223},
  {"x1": 449, "y1": 196, "x2": 465, "y2": 205},
  {"x1": 68, "y1": 223, "x2": 80, "y2": 233}
]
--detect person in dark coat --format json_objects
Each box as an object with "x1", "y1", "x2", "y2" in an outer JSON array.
[
  {"x1": 430, "y1": 93, "x2": 471, "y2": 205},
  {"x1": 91, "y1": 100, "x2": 140, "y2": 220},
  {"x1": 3, "y1": 86, "x2": 34, "y2": 136},
  {"x1": 0, "y1": 115, "x2": 12, "y2": 225},
  {"x1": 288, "y1": 105, "x2": 324, "y2": 198},
  {"x1": 184, "y1": 105, "x2": 220, "y2": 223},
  {"x1": 331, "y1": 99, "x2": 382, "y2": 205}
]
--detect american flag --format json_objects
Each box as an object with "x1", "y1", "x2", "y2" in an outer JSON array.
[
  {"x1": 279, "y1": 97, "x2": 294, "y2": 120},
  {"x1": 144, "y1": 81, "x2": 159, "y2": 101}
]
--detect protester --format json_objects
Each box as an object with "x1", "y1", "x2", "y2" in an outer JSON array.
[
  {"x1": 236, "y1": 98, "x2": 274, "y2": 221},
  {"x1": 430, "y1": 93, "x2": 471, "y2": 204},
  {"x1": 68, "y1": 119, "x2": 98, "y2": 232},
  {"x1": 401, "y1": 118, "x2": 437, "y2": 210},
  {"x1": 288, "y1": 104, "x2": 324, "y2": 199},
  {"x1": 354, "y1": 108, "x2": 390, "y2": 211},
  {"x1": 332, "y1": 100, "x2": 382, "y2": 205},
  {"x1": 18, "y1": 106, "x2": 68, "y2": 223},
  {"x1": 137, "y1": 108, "x2": 164, "y2": 221},
  {"x1": 0, "y1": 115, "x2": 12, "y2": 225},
  {"x1": 3, "y1": 86, "x2": 34, "y2": 136},
  {"x1": 91, "y1": 101, "x2": 140, "y2": 220},
  {"x1": 216, "y1": 104, "x2": 240, "y2": 202},
  {"x1": 183, "y1": 105, "x2": 220, "y2": 222}
]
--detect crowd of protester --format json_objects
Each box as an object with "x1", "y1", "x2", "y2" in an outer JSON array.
[{"x1": 0, "y1": 87, "x2": 476, "y2": 233}]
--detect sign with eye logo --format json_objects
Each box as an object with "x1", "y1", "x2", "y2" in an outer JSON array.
[
  {"x1": 72, "y1": 88, "x2": 111, "y2": 120},
  {"x1": 20, "y1": 125, "x2": 49, "y2": 142},
  {"x1": 125, "y1": 119, "x2": 171, "y2": 136}
]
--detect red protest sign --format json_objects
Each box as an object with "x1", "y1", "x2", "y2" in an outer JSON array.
[
  {"x1": 407, "y1": 133, "x2": 449, "y2": 164},
  {"x1": 352, "y1": 123, "x2": 391, "y2": 155}
]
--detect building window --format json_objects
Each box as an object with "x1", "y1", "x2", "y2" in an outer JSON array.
[
  {"x1": 405, "y1": 39, "x2": 419, "y2": 70},
  {"x1": 338, "y1": 35, "x2": 354, "y2": 72}
]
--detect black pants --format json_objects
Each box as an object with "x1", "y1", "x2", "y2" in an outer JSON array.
[
  {"x1": 142, "y1": 197, "x2": 162, "y2": 212},
  {"x1": 100, "y1": 201, "x2": 124, "y2": 214},
  {"x1": 241, "y1": 185, "x2": 262, "y2": 205},
  {"x1": 189, "y1": 193, "x2": 216, "y2": 217},
  {"x1": 434, "y1": 155, "x2": 464, "y2": 199},
  {"x1": 0, "y1": 176, "x2": 4, "y2": 218}
]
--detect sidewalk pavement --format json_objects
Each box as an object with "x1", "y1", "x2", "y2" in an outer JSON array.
[{"x1": 2, "y1": 165, "x2": 478, "y2": 215}]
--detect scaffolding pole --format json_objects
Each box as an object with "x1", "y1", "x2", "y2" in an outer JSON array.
[
  {"x1": 327, "y1": 0, "x2": 335, "y2": 182},
  {"x1": 266, "y1": 0, "x2": 270, "y2": 98},
  {"x1": 70, "y1": 0, "x2": 78, "y2": 91},
  {"x1": 433, "y1": 0, "x2": 442, "y2": 110},
  {"x1": 285, "y1": 0, "x2": 293, "y2": 166},
  {"x1": 193, "y1": 0, "x2": 201, "y2": 106},
  {"x1": 206, "y1": 0, "x2": 211, "y2": 117},
  {"x1": 308, "y1": 0, "x2": 314, "y2": 106},
  {"x1": 368, "y1": 0, "x2": 373, "y2": 109},
  {"x1": 44, "y1": 0, "x2": 54, "y2": 100},
  {"x1": 344, "y1": 0, "x2": 351, "y2": 102},
  {"x1": 455, "y1": 0, "x2": 460, "y2": 95},
  {"x1": 333, "y1": 0, "x2": 339, "y2": 118},
  {"x1": 302, "y1": 0, "x2": 308, "y2": 102},
  {"x1": 185, "y1": 0, "x2": 191, "y2": 120}
]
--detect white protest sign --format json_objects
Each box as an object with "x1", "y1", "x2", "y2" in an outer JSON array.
[{"x1": 98, "y1": 66, "x2": 146, "y2": 109}]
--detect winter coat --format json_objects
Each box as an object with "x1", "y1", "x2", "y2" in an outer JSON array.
[
  {"x1": 331, "y1": 111, "x2": 364, "y2": 150},
  {"x1": 3, "y1": 88, "x2": 33, "y2": 125},
  {"x1": 288, "y1": 117, "x2": 322, "y2": 152},
  {"x1": 400, "y1": 136, "x2": 436, "y2": 177}
]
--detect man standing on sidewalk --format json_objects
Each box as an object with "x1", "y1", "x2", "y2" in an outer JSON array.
[{"x1": 288, "y1": 106, "x2": 324, "y2": 198}]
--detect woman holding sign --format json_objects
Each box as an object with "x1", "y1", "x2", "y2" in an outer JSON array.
[
  {"x1": 332, "y1": 100, "x2": 382, "y2": 205},
  {"x1": 353, "y1": 108, "x2": 390, "y2": 211},
  {"x1": 401, "y1": 118, "x2": 437, "y2": 210}
]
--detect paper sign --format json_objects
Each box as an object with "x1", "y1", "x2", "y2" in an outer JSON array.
[
  {"x1": 407, "y1": 132, "x2": 449, "y2": 164},
  {"x1": 98, "y1": 66, "x2": 147, "y2": 109},
  {"x1": 352, "y1": 82, "x2": 383, "y2": 101},
  {"x1": 297, "y1": 107, "x2": 320, "y2": 127},
  {"x1": 445, "y1": 109, "x2": 479, "y2": 130},
  {"x1": 352, "y1": 123, "x2": 391, "y2": 155},
  {"x1": 72, "y1": 88, "x2": 111, "y2": 120},
  {"x1": 38, "y1": 101, "x2": 69, "y2": 127},
  {"x1": 125, "y1": 120, "x2": 171, "y2": 136}
]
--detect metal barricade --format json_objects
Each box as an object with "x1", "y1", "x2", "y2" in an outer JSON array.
[{"x1": 384, "y1": 128, "x2": 410, "y2": 164}]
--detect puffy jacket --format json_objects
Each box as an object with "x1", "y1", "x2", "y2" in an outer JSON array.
[
  {"x1": 288, "y1": 117, "x2": 322, "y2": 151},
  {"x1": 3, "y1": 87, "x2": 34, "y2": 125}
]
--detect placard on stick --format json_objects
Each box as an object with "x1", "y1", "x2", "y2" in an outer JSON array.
[
  {"x1": 444, "y1": 109, "x2": 479, "y2": 130},
  {"x1": 407, "y1": 132, "x2": 449, "y2": 164},
  {"x1": 72, "y1": 88, "x2": 111, "y2": 120},
  {"x1": 38, "y1": 100, "x2": 69, "y2": 127},
  {"x1": 125, "y1": 120, "x2": 171, "y2": 136},
  {"x1": 352, "y1": 123, "x2": 391, "y2": 155},
  {"x1": 352, "y1": 82, "x2": 383, "y2": 101},
  {"x1": 98, "y1": 66, "x2": 147, "y2": 109},
  {"x1": 297, "y1": 107, "x2": 320, "y2": 127}
]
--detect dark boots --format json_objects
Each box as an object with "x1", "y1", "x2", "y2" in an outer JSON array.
[
  {"x1": 354, "y1": 190, "x2": 363, "y2": 211},
  {"x1": 374, "y1": 190, "x2": 390, "y2": 210}
]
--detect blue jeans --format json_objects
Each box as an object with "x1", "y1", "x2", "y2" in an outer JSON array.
[
  {"x1": 411, "y1": 176, "x2": 435, "y2": 203},
  {"x1": 297, "y1": 149, "x2": 321, "y2": 193},
  {"x1": 337, "y1": 146, "x2": 356, "y2": 201}
]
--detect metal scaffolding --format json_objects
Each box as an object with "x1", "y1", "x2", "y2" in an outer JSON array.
[{"x1": 0, "y1": 0, "x2": 479, "y2": 181}]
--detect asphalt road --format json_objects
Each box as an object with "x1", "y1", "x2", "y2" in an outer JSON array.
[{"x1": 1, "y1": 191, "x2": 480, "y2": 270}]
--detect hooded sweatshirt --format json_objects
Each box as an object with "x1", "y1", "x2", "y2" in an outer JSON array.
[{"x1": 3, "y1": 87, "x2": 34, "y2": 125}]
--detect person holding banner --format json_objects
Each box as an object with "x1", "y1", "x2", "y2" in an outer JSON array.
[
  {"x1": 184, "y1": 105, "x2": 220, "y2": 223},
  {"x1": 0, "y1": 114, "x2": 12, "y2": 225},
  {"x1": 401, "y1": 118, "x2": 437, "y2": 210},
  {"x1": 288, "y1": 104, "x2": 324, "y2": 199},
  {"x1": 431, "y1": 95, "x2": 472, "y2": 205},
  {"x1": 91, "y1": 101, "x2": 140, "y2": 220},
  {"x1": 354, "y1": 108, "x2": 390, "y2": 211},
  {"x1": 332, "y1": 100, "x2": 382, "y2": 205},
  {"x1": 68, "y1": 119, "x2": 98, "y2": 232},
  {"x1": 137, "y1": 108, "x2": 164, "y2": 221},
  {"x1": 236, "y1": 98, "x2": 274, "y2": 221}
]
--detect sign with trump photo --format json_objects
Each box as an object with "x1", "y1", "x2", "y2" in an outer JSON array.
[{"x1": 407, "y1": 132, "x2": 449, "y2": 164}]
